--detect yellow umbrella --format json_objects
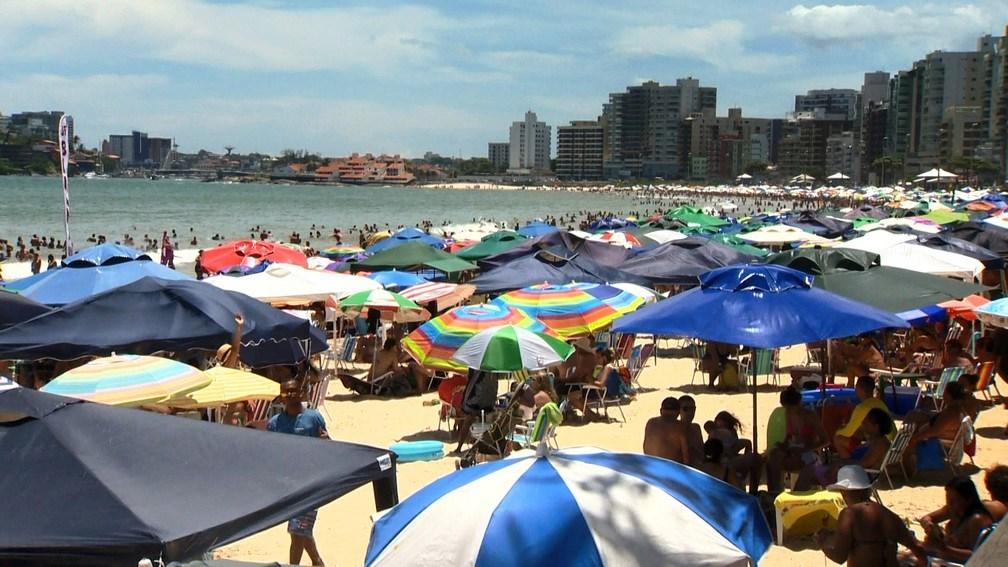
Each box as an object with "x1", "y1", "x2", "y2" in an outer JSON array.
[{"x1": 166, "y1": 366, "x2": 280, "y2": 409}]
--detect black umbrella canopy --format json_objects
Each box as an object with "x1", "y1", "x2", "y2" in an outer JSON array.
[
  {"x1": 946, "y1": 221, "x2": 1008, "y2": 257},
  {"x1": 477, "y1": 230, "x2": 634, "y2": 271},
  {"x1": 0, "y1": 387, "x2": 397, "y2": 566},
  {"x1": 470, "y1": 248, "x2": 651, "y2": 294},
  {"x1": 766, "y1": 248, "x2": 880, "y2": 275},
  {"x1": 618, "y1": 237, "x2": 755, "y2": 285},
  {"x1": 0, "y1": 289, "x2": 51, "y2": 329},
  {"x1": 0, "y1": 277, "x2": 327, "y2": 366},
  {"x1": 920, "y1": 231, "x2": 1006, "y2": 268}
]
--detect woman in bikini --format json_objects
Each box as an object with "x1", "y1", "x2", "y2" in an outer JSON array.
[
  {"x1": 919, "y1": 476, "x2": 995, "y2": 563},
  {"x1": 766, "y1": 386, "x2": 828, "y2": 493}
]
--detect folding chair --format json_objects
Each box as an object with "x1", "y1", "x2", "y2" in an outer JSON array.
[
  {"x1": 510, "y1": 400, "x2": 565, "y2": 450},
  {"x1": 335, "y1": 335, "x2": 358, "y2": 372},
  {"x1": 975, "y1": 361, "x2": 1002, "y2": 401},
  {"x1": 612, "y1": 333, "x2": 636, "y2": 365},
  {"x1": 750, "y1": 348, "x2": 780, "y2": 386},
  {"x1": 581, "y1": 385, "x2": 625, "y2": 423},
  {"x1": 628, "y1": 343, "x2": 654, "y2": 390},
  {"x1": 866, "y1": 422, "x2": 917, "y2": 491},
  {"x1": 594, "y1": 330, "x2": 612, "y2": 351},
  {"x1": 690, "y1": 341, "x2": 706, "y2": 385},
  {"x1": 916, "y1": 366, "x2": 966, "y2": 410},
  {"x1": 941, "y1": 416, "x2": 973, "y2": 474}
]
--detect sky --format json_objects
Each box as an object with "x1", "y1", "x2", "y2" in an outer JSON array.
[{"x1": 1, "y1": 1, "x2": 1006, "y2": 158}]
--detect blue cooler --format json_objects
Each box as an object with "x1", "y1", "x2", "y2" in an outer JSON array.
[
  {"x1": 880, "y1": 386, "x2": 919, "y2": 417},
  {"x1": 801, "y1": 387, "x2": 859, "y2": 407}
]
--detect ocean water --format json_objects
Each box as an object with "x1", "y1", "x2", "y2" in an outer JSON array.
[{"x1": 0, "y1": 177, "x2": 642, "y2": 247}]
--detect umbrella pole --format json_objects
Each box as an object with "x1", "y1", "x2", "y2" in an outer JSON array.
[{"x1": 751, "y1": 359, "x2": 758, "y2": 464}]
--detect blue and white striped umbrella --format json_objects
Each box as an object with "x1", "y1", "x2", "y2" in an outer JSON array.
[{"x1": 366, "y1": 447, "x2": 771, "y2": 566}]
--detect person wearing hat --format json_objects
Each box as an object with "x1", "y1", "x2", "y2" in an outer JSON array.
[{"x1": 817, "y1": 465, "x2": 926, "y2": 566}]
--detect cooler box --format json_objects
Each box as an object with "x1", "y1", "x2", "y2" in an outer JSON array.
[
  {"x1": 880, "y1": 386, "x2": 919, "y2": 417},
  {"x1": 801, "y1": 387, "x2": 858, "y2": 406}
]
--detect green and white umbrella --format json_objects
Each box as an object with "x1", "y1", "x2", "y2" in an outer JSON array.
[
  {"x1": 339, "y1": 288, "x2": 429, "y2": 323},
  {"x1": 451, "y1": 325, "x2": 574, "y2": 373}
]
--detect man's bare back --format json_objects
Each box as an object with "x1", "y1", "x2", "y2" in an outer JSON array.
[{"x1": 643, "y1": 416, "x2": 690, "y2": 464}]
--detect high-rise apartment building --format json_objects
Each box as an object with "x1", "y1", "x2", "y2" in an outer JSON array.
[
  {"x1": 7, "y1": 111, "x2": 71, "y2": 142},
  {"x1": 555, "y1": 120, "x2": 604, "y2": 180},
  {"x1": 487, "y1": 142, "x2": 509, "y2": 171},
  {"x1": 777, "y1": 117, "x2": 853, "y2": 177},
  {"x1": 980, "y1": 29, "x2": 1008, "y2": 175},
  {"x1": 508, "y1": 111, "x2": 551, "y2": 172},
  {"x1": 105, "y1": 131, "x2": 172, "y2": 166},
  {"x1": 794, "y1": 89, "x2": 860, "y2": 121},
  {"x1": 602, "y1": 78, "x2": 716, "y2": 178}
]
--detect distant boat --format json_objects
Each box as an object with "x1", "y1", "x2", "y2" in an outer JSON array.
[{"x1": 83, "y1": 172, "x2": 109, "y2": 179}]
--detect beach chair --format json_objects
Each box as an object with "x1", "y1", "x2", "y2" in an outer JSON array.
[
  {"x1": 581, "y1": 384, "x2": 625, "y2": 424},
  {"x1": 335, "y1": 335, "x2": 358, "y2": 372},
  {"x1": 916, "y1": 366, "x2": 966, "y2": 411},
  {"x1": 690, "y1": 341, "x2": 706, "y2": 385},
  {"x1": 748, "y1": 348, "x2": 779, "y2": 386},
  {"x1": 307, "y1": 374, "x2": 330, "y2": 411},
  {"x1": 628, "y1": 343, "x2": 654, "y2": 390},
  {"x1": 941, "y1": 416, "x2": 973, "y2": 474},
  {"x1": 975, "y1": 361, "x2": 1001, "y2": 401},
  {"x1": 866, "y1": 422, "x2": 916, "y2": 491},
  {"x1": 594, "y1": 330, "x2": 611, "y2": 351},
  {"x1": 612, "y1": 333, "x2": 636, "y2": 365},
  {"x1": 510, "y1": 401, "x2": 565, "y2": 450}
]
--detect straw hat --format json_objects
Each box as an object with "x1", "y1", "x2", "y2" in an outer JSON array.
[{"x1": 828, "y1": 465, "x2": 872, "y2": 491}]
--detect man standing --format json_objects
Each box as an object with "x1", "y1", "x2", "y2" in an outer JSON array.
[
  {"x1": 267, "y1": 380, "x2": 328, "y2": 566},
  {"x1": 643, "y1": 397, "x2": 690, "y2": 464}
]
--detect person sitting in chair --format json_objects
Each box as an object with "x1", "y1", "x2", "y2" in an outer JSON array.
[
  {"x1": 368, "y1": 337, "x2": 429, "y2": 396},
  {"x1": 833, "y1": 375, "x2": 891, "y2": 458}
]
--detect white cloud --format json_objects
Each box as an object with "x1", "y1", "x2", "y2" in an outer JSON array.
[
  {"x1": 612, "y1": 20, "x2": 797, "y2": 73},
  {"x1": 0, "y1": 0, "x2": 451, "y2": 73},
  {"x1": 778, "y1": 3, "x2": 1001, "y2": 48}
]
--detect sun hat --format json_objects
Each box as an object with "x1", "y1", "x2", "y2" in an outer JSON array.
[
  {"x1": 828, "y1": 465, "x2": 872, "y2": 491},
  {"x1": 571, "y1": 337, "x2": 594, "y2": 352}
]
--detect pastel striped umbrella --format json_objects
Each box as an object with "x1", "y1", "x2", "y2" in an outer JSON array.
[
  {"x1": 164, "y1": 366, "x2": 280, "y2": 409},
  {"x1": 339, "y1": 288, "x2": 430, "y2": 323},
  {"x1": 400, "y1": 282, "x2": 476, "y2": 312},
  {"x1": 451, "y1": 325, "x2": 574, "y2": 372},
  {"x1": 41, "y1": 355, "x2": 211, "y2": 407},
  {"x1": 491, "y1": 284, "x2": 623, "y2": 338},
  {"x1": 403, "y1": 304, "x2": 551, "y2": 371}
]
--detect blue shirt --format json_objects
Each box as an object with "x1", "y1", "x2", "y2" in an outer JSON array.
[{"x1": 267, "y1": 409, "x2": 326, "y2": 438}]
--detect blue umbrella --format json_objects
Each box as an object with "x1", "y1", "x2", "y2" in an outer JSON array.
[
  {"x1": 366, "y1": 447, "x2": 771, "y2": 566},
  {"x1": 517, "y1": 221, "x2": 559, "y2": 237},
  {"x1": 4, "y1": 259, "x2": 192, "y2": 305},
  {"x1": 589, "y1": 217, "x2": 637, "y2": 231},
  {"x1": 366, "y1": 270, "x2": 428, "y2": 290},
  {"x1": 365, "y1": 227, "x2": 445, "y2": 254},
  {"x1": 613, "y1": 264, "x2": 908, "y2": 448},
  {"x1": 62, "y1": 243, "x2": 150, "y2": 267}
]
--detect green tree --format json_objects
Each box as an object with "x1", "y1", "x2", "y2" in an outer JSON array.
[
  {"x1": 0, "y1": 158, "x2": 18, "y2": 175},
  {"x1": 28, "y1": 154, "x2": 56, "y2": 174},
  {"x1": 743, "y1": 161, "x2": 768, "y2": 175},
  {"x1": 872, "y1": 155, "x2": 903, "y2": 185}
]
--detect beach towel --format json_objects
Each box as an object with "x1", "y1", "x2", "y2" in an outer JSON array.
[{"x1": 529, "y1": 401, "x2": 563, "y2": 442}]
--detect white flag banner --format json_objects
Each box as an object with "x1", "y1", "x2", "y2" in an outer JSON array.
[{"x1": 58, "y1": 114, "x2": 73, "y2": 256}]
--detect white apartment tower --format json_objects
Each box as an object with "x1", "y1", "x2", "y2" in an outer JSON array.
[{"x1": 508, "y1": 111, "x2": 551, "y2": 172}]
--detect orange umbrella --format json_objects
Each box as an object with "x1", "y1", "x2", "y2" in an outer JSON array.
[{"x1": 939, "y1": 294, "x2": 990, "y2": 321}]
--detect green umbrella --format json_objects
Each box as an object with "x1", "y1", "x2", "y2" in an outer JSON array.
[
  {"x1": 339, "y1": 288, "x2": 429, "y2": 323},
  {"x1": 355, "y1": 242, "x2": 478, "y2": 274},
  {"x1": 455, "y1": 230, "x2": 527, "y2": 261},
  {"x1": 708, "y1": 234, "x2": 770, "y2": 257},
  {"x1": 664, "y1": 206, "x2": 729, "y2": 228},
  {"x1": 450, "y1": 325, "x2": 574, "y2": 373},
  {"x1": 769, "y1": 249, "x2": 987, "y2": 312}
]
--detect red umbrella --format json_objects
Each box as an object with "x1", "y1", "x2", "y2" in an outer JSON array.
[{"x1": 201, "y1": 240, "x2": 308, "y2": 274}]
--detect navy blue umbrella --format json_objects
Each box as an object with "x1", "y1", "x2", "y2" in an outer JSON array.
[
  {"x1": 0, "y1": 289, "x2": 51, "y2": 329},
  {"x1": 0, "y1": 387, "x2": 396, "y2": 566},
  {"x1": 61, "y1": 243, "x2": 151, "y2": 267},
  {"x1": 0, "y1": 277, "x2": 326, "y2": 367},
  {"x1": 5, "y1": 256, "x2": 191, "y2": 305},
  {"x1": 614, "y1": 264, "x2": 908, "y2": 449}
]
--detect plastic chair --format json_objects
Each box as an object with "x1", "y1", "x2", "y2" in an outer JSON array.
[
  {"x1": 581, "y1": 384, "x2": 625, "y2": 424},
  {"x1": 866, "y1": 422, "x2": 916, "y2": 491},
  {"x1": 690, "y1": 341, "x2": 706, "y2": 385},
  {"x1": 335, "y1": 335, "x2": 358, "y2": 372},
  {"x1": 941, "y1": 416, "x2": 973, "y2": 473},
  {"x1": 916, "y1": 366, "x2": 966, "y2": 410},
  {"x1": 510, "y1": 401, "x2": 565, "y2": 449},
  {"x1": 628, "y1": 343, "x2": 654, "y2": 390},
  {"x1": 751, "y1": 348, "x2": 779, "y2": 386}
]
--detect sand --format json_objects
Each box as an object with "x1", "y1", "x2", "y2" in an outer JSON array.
[{"x1": 218, "y1": 344, "x2": 1008, "y2": 566}]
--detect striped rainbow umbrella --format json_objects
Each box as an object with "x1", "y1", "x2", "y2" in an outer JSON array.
[
  {"x1": 319, "y1": 245, "x2": 365, "y2": 259},
  {"x1": 491, "y1": 284, "x2": 622, "y2": 338},
  {"x1": 40, "y1": 354, "x2": 211, "y2": 407},
  {"x1": 451, "y1": 325, "x2": 574, "y2": 372},
  {"x1": 403, "y1": 303, "x2": 552, "y2": 371}
]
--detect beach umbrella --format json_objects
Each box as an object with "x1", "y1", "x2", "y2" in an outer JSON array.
[
  {"x1": 587, "y1": 230, "x2": 642, "y2": 248},
  {"x1": 0, "y1": 386, "x2": 396, "y2": 565},
  {"x1": 450, "y1": 325, "x2": 573, "y2": 372},
  {"x1": 365, "y1": 446, "x2": 771, "y2": 566},
  {"x1": 619, "y1": 237, "x2": 757, "y2": 285},
  {"x1": 0, "y1": 288, "x2": 51, "y2": 329},
  {"x1": 164, "y1": 366, "x2": 280, "y2": 409},
  {"x1": 737, "y1": 224, "x2": 830, "y2": 246},
  {"x1": 454, "y1": 230, "x2": 527, "y2": 262},
  {"x1": 471, "y1": 249, "x2": 650, "y2": 294},
  {"x1": 403, "y1": 304, "x2": 552, "y2": 371},
  {"x1": 938, "y1": 294, "x2": 989, "y2": 322},
  {"x1": 639, "y1": 229, "x2": 688, "y2": 245},
  {"x1": 589, "y1": 217, "x2": 637, "y2": 231},
  {"x1": 562, "y1": 282, "x2": 646, "y2": 315},
  {"x1": 205, "y1": 263, "x2": 381, "y2": 304},
  {"x1": 319, "y1": 245, "x2": 365, "y2": 259},
  {"x1": 975, "y1": 299, "x2": 1008, "y2": 329},
  {"x1": 840, "y1": 230, "x2": 984, "y2": 280},
  {"x1": 355, "y1": 242, "x2": 478, "y2": 274},
  {"x1": 40, "y1": 354, "x2": 211, "y2": 407},
  {"x1": 3, "y1": 256, "x2": 192, "y2": 305},
  {"x1": 339, "y1": 288, "x2": 429, "y2": 323},
  {"x1": 492, "y1": 284, "x2": 623, "y2": 338},
  {"x1": 201, "y1": 240, "x2": 308, "y2": 274},
  {"x1": 613, "y1": 264, "x2": 907, "y2": 448},
  {"x1": 916, "y1": 167, "x2": 958, "y2": 181},
  {"x1": 366, "y1": 270, "x2": 429, "y2": 290},
  {"x1": 61, "y1": 243, "x2": 150, "y2": 267},
  {"x1": 0, "y1": 277, "x2": 327, "y2": 367},
  {"x1": 609, "y1": 282, "x2": 661, "y2": 303},
  {"x1": 664, "y1": 206, "x2": 729, "y2": 228},
  {"x1": 517, "y1": 221, "x2": 559, "y2": 237},
  {"x1": 365, "y1": 227, "x2": 445, "y2": 254},
  {"x1": 399, "y1": 281, "x2": 476, "y2": 312}
]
